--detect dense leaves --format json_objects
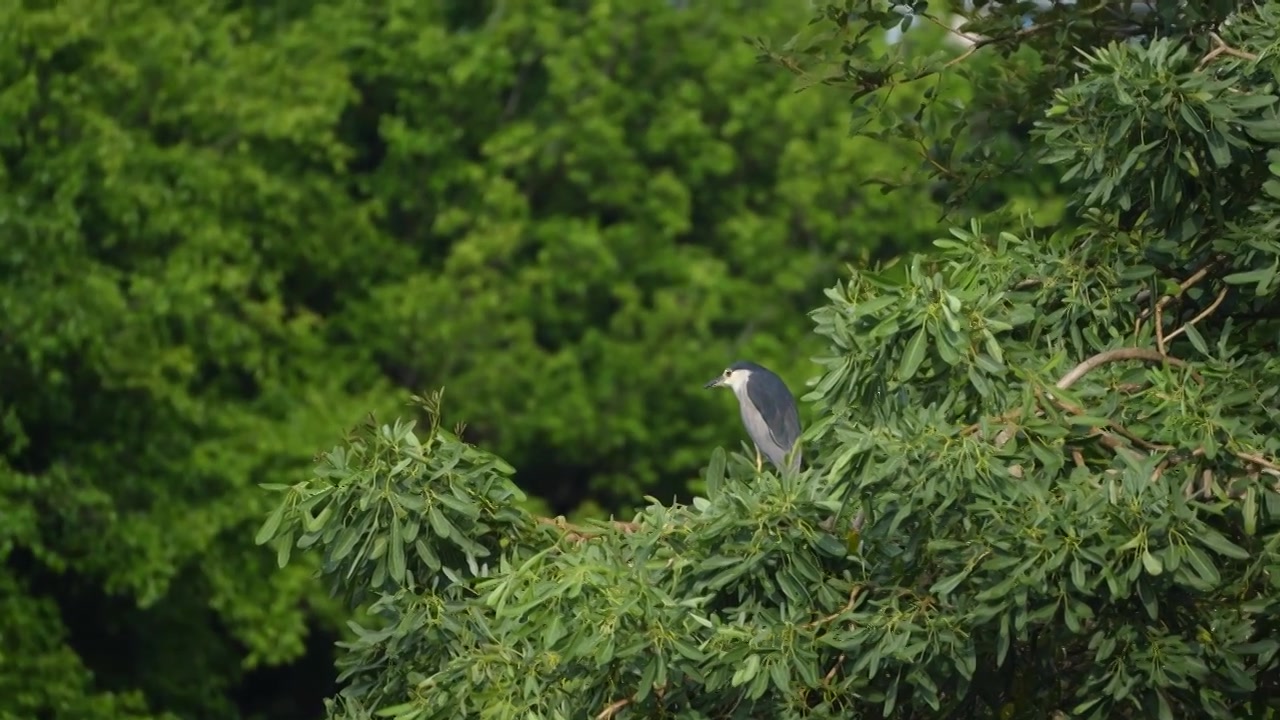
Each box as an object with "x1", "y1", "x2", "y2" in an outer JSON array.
[
  {"x1": 338, "y1": 0, "x2": 949, "y2": 509},
  {"x1": 0, "y1": 0, "x2": 943, "y2": 718},
  {"x1": 258, "y1": 1, "x2": 1280, "y2": 719}
]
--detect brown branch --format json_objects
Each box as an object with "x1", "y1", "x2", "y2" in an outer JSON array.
[
  {"x1": 1136, "y1": 261, "x2": 1217, "y2": 330},
  {"x1": 1054, "y1": 347, "x2": 1198, "y2": 390},
  {"x1": 1156, "y1": 302, "x2": 1168, "y2": 355},
  {"x1": 823, "y1": 654, "x2": 847, "y2": 685},
  {"x1": 967, "y1": 348, "x2": 1197, "y2": 451},
  {"x1": 1164, "y1": 287, "x2": 1229, "y2": 345},
  {"x1": 1234, "y1": 451, "x2": 1280, "y2": 475},
  {"x1": 1042, "y1": 389, "x2": 1171, "y2": 453},
  {"x1": 1197, "y1": 31, "x2": 1260, "y2": 69},
  {"x1": 596, "y1": 698, "x2": 630, "y2": 720},
  {"x1": 808, "y1": 587, "x2": 861, "y2": 628},
  {"x1": 1149, "y1": 443, "x2": 1280, "y2": 500},
  {"x1": 911, "y1": 11, "x2": 1059, "y2": 72}
]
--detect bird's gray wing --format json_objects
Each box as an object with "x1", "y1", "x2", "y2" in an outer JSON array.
[{"x1": 746, "y1": 373, "x2": 802, "y2": 457}]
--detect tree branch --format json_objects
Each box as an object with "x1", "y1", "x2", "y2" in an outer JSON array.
[
  {"x1": 1234, "y1": 451, "x2": 1280, "y2": 476},
  {"x1": 1054, "y1": 347, "x2": 1198, "y2": 390},
  {"x1": 1039, "y1": 387, "x2": 1171, "y2": 453},
  {"x1": 823, "y1": 654, "x2": 847, "y2": 685},
  {"x1": 1198, "y1": 31, "x2": 1259, "y2": 69},
  {"x1": 808, "y1": 587, "x2": 862, "y2": 628},
  {"x1": 917, "y1": 12, "x2": 1055, "y2": 70},
  {"x1": 1164, "y1": 287, "x2": 1229, "y2": 345},
  {"x1": 1136, "y1": 260, "x2": 1217, "y2": 329},
  {"x1": 596, "y1": 698, "x2": 630, "y2": 720},
  {"x1": 970, "y1": 348, "x2": 1199, "y2": 453}
]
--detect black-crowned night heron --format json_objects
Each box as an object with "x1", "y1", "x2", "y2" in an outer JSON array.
[{"x1": 705, "y1": 361, "x2": 802, "y2": 473}]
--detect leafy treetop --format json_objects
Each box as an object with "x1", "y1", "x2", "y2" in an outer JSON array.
[{"x1": 259, "y1": 1, "x2": 1280, "y2": 719}]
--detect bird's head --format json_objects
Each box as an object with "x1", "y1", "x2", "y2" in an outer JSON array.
[{"x1": 703, "y1": 361, "x2": 764, "y2": 392}]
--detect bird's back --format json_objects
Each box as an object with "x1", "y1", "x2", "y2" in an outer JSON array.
[{"x1": 742, "y1": 367, "x2": 802, "y2": 469}]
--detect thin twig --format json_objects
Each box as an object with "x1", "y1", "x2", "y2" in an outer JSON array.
[
  {"x1": 596, "y1": 698, "x2": 630, "y2": 720},
  {"x1": 1042, "y1": 388, "x2": 1171, "y2": 453},
  {"x1": 808, "y1": 587, "x2": 861, "y2": 628},
  {"x1": 916, "y1": 11, "x2": 1057, "y2": 70},
  {"x1": 1156, "y1": 302, "x2": 1168, "y2": 355},
  {"x1": 1164, "y1": 287, "x2": 1229, "y2": 344},
  {"x1": 917, "y1": 11, "x2": 969, "y2": 40},
  {"x1": 1136, "y1": 261, "x2": 1217, "y2": 331},
  {"x1": 823, "y1": 655, "x2": 847, "y2": 685}
]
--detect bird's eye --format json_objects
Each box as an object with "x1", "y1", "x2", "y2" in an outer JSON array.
[{"x1": 723, "y1": 369, "x2": 732, "y2": 377}]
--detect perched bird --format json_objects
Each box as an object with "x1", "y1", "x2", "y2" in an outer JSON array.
[{"x1": 704, "y1": 361, "x2": 802, "y2": 472}]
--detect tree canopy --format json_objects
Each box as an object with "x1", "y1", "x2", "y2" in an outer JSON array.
[
  {"x1": 1, "y1": 0, "x2": 950, "y2": 718},
  {"x1": 257, "y1": 1, "x2": 1280, "y2": 718}
]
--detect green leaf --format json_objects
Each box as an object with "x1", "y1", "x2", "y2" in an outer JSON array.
[
  {"x1": 1178, "y1": 103, "x2": 1206, "y2": 133},
  {"x1": 731, "y1": 654, "x2": 761, "y2": 687},
  {"x1": 1157, "y1": 690, "x2": 1173, "y2": 720},
  {"x1": 428, "y1": 506, "x2": 455, "y2": 538},
  {"x1": 375, "y1": 702, "x2": 421, "y2": 718},
  {"x1": 1141, "y1": 549, "x2": 1163, "y2": 576},
  {"x1": 414, "y1": 538, "x2": 441, "y2": 571},
  {"x1": 255, "y1": 505, "x2": 286, "y2": 546},
  {"x1": 706, "y1": 447, "x2": 727, "y2": 497},
  {"x1": 1197, "y1": 528, "x2": 1249, "y2": 560},
  {"x1": 270, "y1": 524, "x2": 294, "y2": 568},
  {"x1": 897, "y1": 325, "x2": 929, "y2": 382},
  {"x1": 1070, "y1": 557, "x2": 1087, "y2": 592},
  {"x1": 1205, "y1": 131, "x2": 1231, "y2": 166},
  {"x1": 930, "y1": 570, "x2": 970, "y2": 596},
  {"x1": 1223, "y1": 267, "x2": 1275, "y2": 286},
  {"x1": 1182, "y1": 546, "x2": 1221, "y2": 586},
  {"x1": 435, "y1": 491, "x2": 481, "y2": 520},
  {"x1": 389, "y1": 515, "x2": 407, "y2": 585},
  {"x1": 1182, "y1": 323, "x2": 1209, "y2": 356},
  {"x1": 1230, "y1": 93, "x2": 1278, "y2": 109}
]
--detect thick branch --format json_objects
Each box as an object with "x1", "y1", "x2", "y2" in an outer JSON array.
[
  {"x1": 1198, "y1": 31, "x2": 1260, "y2": 69},
  {"x1": 970, "y1": 348, "x2": 1202, "y2": 457},
  {"x1": 1054, "y1": 347, "x2": 1198, "y2": 390}
]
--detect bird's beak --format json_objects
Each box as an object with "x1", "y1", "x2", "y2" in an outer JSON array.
[{"x1": 704, "y1": 375, "x2": 725, "y2": 389}]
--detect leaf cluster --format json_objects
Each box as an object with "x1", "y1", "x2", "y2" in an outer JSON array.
[
  {"x1": 262, "y1": 401, "x2": 870, "y2": 720},
  {"x1": 261, "y1": 1, "x2": 1280, "y2": 719},
  {"x1": 0, "y1": 0, "x2": 960, "y2": 716}
]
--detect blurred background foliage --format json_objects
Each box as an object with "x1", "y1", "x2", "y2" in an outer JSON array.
[{"x1": 0, "y1": 0, "x2": 1062, "y2": 718}]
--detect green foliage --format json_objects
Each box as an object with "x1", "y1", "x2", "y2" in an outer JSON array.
[
  {"x1": 336, "y1": 0, "x2": 953, "y2": 505},
  {"x1": 258, "y1": 1, "x2": 1280, "y2": 718},
  {"x1": 1, "y1": 0, "x2": 951, "y2": 717},
  {"x1": 2, "y1": 1, "x2": 385, "y2": 717}
]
